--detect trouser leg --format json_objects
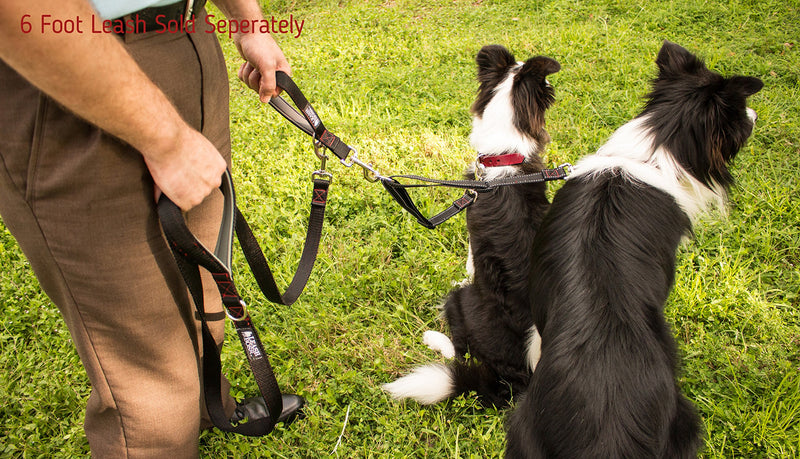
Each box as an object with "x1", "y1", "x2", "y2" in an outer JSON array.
[{"x1": 0, "y1": 10, "x2": 234, "y2": 458}]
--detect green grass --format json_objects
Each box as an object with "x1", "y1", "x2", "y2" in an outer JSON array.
[{"x1": 2, "y1": 0, "x2": 799, "y2": 456}]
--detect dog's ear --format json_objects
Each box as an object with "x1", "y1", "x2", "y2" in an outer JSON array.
[
  {"x1": 727, "y1": 76, "x2": 764, "y2": 97},
  {"x1": 476, "y1": 45, "x2": 517, "y2": 87},
  {"x1": 656, "y1": 40, "x2": 705, "y2": 77},
  {"x1": 512, "y1": 56, "x2": 559, "y2": 138},
  {"x1": 518, "y1": 56, "x2": 561, "y2": 80},
  {"x1": 472, "y1": 45, "x2": 518, "y2": 116}
]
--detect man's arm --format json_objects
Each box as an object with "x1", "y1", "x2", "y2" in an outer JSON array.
[
  {"x1": 212, "y1": 0, "x2": 291, "y2": 102},
  {"x1": 0, "y1": 0, "x2": 227, "y2": 211}
]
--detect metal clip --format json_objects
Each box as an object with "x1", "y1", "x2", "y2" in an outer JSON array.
[
  {"x1": 557, "y1": 163, "x2": 574, "y2": 176},
  {"x1": 314, "y1": 140, "x2": 328, "y2": 171},
  {"x1": 311, "y1": 140, "x2": 333, "y2": 182},
  {"x1": 474, "y1": 160, "x2": 487, "y2": 180},
  {"x1": 340, "y1": 149, "x2": 382, "y2": 182},
  {"x1": 312, "y1": 170, "x2": 333, "y2": 182},
  {"x1": 225, "y1": 299, "x2": 249, "y2": 322},
  {"x1": 465, "y1": 188, "x2": 478, "y2": 205}
]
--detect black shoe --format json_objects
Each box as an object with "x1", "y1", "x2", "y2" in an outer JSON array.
[{"x1": 230, "y1": 394, "x2": 305, "y2": 426}]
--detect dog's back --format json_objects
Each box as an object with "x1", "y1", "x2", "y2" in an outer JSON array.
[
  {"x1": 445, "y1": 170, "x2": 550, "y2": 405},
  {"x1": 506, "y1": 41, "x2": 761, "y2": 458},
  {"x1": 506, "y1": 172, "x2": 701, "y2": 458}
]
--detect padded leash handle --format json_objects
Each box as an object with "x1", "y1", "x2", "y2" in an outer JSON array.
[
  {"x1": 159, "y1": 170, "x2": 319, "y2": 437},
  {"x1": 269, "y1": 71, "x2": 354, "y2": 161}
]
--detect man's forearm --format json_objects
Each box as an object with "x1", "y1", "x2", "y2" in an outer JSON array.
[
  {"x1": 0, "y1": 0, "x2": 228, "y2": 211},
  {"x1": 211, "y1": 0, "x2": 264, "y2": 22},
  {"x1": 0, "y1": 0, "x2": 187, "y2": 161}
]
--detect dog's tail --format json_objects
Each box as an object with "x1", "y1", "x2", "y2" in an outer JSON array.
[
  {"x1": 382, "y1": 363, "x2": 455, "y2": 405},
  {"x1": 382, "y1": 359, "x2": 509, "y2": 406}
]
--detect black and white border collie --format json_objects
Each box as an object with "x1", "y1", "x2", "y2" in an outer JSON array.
[
  {"x1": 505, "y1": 41, "x2": 762, "y2": 458},
  {"x1": 383, "y1": 45, "x2": 560, "y2": 407}
]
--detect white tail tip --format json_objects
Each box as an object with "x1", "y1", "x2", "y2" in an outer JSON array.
[
  {"x1": 422, "y1": 330, "x2": 456, "y2": 359},
  {"x1": 382, "y1": 364, "x2": 454, "y2": 405}
]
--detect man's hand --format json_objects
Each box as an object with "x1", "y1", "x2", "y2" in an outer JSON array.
[
  {"x1": 236, "y1": 33, "x2": 291, "y2": 102},
  {"x1": 212, "y1": 0, "x2": 291, "y2": 101},
  {"x1": 144, "y1": 127, "x2": 227, "y2": 211}
]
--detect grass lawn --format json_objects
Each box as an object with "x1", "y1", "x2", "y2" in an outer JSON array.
[{"x1": 2, "y1": 0, "x2": 799, "y2": 457}]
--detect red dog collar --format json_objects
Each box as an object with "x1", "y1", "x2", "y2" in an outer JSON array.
[{"x1": 478, "y1": 152, "x2": 525, "y2": 167}]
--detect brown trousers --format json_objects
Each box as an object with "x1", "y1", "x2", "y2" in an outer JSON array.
[{"x1": 0, "y1": 10, "x2": 235, "y2": 458}]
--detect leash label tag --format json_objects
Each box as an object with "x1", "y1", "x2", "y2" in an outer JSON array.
[
  {"x1": 302, "y1": 106, "x2": 321, "y2": 129},
  {"x1": 241, "y1": 330, "x2": 263, "y2": 360}
]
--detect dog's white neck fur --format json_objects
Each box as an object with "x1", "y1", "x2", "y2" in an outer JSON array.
[
  {"x1": 570, "y1": 116, "x2": 725, "y2": 220},
  {"x1": 469, "y1": 67, "x2": 540, "y2": 181}
]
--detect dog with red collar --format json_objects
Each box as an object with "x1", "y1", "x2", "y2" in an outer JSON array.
[{"x1": 383, "y1": 44, "x2": 560, "y2": 407}]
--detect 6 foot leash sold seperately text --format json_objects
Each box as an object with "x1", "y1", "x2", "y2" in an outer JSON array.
[{"x1": 19, "y1": 13, "x2": 305, "y2": 38}]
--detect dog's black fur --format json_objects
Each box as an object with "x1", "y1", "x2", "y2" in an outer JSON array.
[
  {"x1": 383, "y1": 45, "x2": 560, "y2": 407},
  {"x1": 505, "y1": 41, "x2": 762, "y2": 458},
  {"x1": 445, "y1": 46, "x2": 559, "y2": 407}
]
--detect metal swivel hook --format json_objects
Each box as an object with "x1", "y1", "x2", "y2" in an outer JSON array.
[
  {"x1": 340, "y1": 149, "x2": 382, "y2": 183},
  {"x1": 312, "y1": 140, "x2": 333, "y2": 182}
]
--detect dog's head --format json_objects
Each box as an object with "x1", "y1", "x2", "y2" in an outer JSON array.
[
  {"x1": 642, "y1": 40, "x2": 763, "y2": 190},
  {"x1": 469, "y1": 45, "x2": 560, "y2": 159}
]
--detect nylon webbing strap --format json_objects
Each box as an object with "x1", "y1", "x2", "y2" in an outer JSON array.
[
  {"x1": 235, "y1": 178, "x2": 329, "y2": 305},
  {"x1": 381, "y1": 182, "x2": 476, "y2": 230},
  {"x1": 380, "y1": 164, "x2": 571, "y2": 229},
  {"x1": 158, "y1": 170, "x2": 325, "y2": 436}
]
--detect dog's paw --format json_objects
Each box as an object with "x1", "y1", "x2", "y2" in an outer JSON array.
[
  {"x1": 422, "y1": 330, "x2": 456, "y2": 359},
  {"x1": 452, "y1": 276, "x2": 472, "y2": 288}
]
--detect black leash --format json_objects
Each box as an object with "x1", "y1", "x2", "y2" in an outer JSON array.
[
  {"x1": 158, "y1": 170, "x2": 325, "y2": 436},
  {"x1": 380, "y1": 165, "x2": 572, "y2": 229},
  {"x1": 157, "y1": 71, "x2": 355, "y2": 437},
  {"x1": 267, "y1": 71, "x2": 571, "y2": 229},
  {"x1": 158, "y1": 73, "x2": 570, "y2": 435},
  {"x1": 269, "y1": 72, "x2": 356, "y2": 163}
]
